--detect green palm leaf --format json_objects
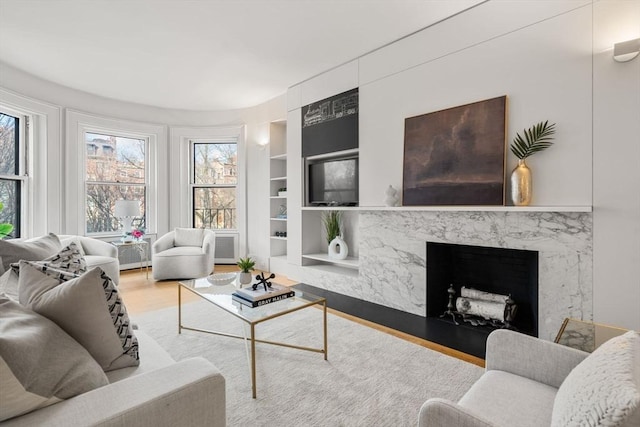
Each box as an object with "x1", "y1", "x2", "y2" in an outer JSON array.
[{"x1": 510, "y1": 120, "x2": 556, "y2": 159}]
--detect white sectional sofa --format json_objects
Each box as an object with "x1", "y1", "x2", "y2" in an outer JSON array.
[
  {"x1": 1, "y1": 330, "x2": 226, "y2": 427},
  {"x1": 0, "y1": 233, "x2": 226, "y2": 426}
]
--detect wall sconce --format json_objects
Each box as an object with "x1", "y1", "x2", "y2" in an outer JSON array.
[{"x1": 613, "y1": 38, "x2": 640, "y2": 62}]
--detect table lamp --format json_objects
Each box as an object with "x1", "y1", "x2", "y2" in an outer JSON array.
[{"x1": 115, "y1": 200, "x2": 140, "y2": 241}]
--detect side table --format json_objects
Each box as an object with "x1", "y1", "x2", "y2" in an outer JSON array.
[
  {"x1": 111, "y1": 240, "x2": 149, "y2": 279},
  {"x1": 554, "y1": 317, "x2": 628, "y2": 353}
]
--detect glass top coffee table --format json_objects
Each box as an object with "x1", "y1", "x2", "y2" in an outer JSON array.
[{"x1": 178, "y1": 276, "x2": 327, "y2": 398}]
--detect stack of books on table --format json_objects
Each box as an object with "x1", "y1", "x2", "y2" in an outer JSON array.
[{"x1": 232, "y1": 284, "x2": 295, "y2": 307}]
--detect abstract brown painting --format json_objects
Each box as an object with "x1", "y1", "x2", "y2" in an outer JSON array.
[{"x1": 403, "y1": 96, "x2": 507, "y2": 206}]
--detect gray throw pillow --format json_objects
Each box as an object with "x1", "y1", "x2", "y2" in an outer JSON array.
[
  {"x1": 0, "y1": 296, "x2": 108, "y2": 422},
  {"x1": 18, "y1": 262, "x2": 140, "y2": 371},
  {"x1": 0, "y1": 233, "x2": 61, "y2": 274}
]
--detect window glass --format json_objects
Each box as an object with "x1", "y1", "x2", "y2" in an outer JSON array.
[
  {"x1": 84, "y1": 132, "x2": 146, "y2": 234},
  {"x1": 193, "y1": 143, "x2": 237, "y2": 185},
  {"x1": 193, "y1": 187, "x2": 236, "y2": 229},
  {"x1": 0, "y1": 112, "x2": 22, "y2": 238},
  {"x1": 0, "y1": 113, "x2": 18, "y2": 175},
  {"x1": 192, "y1": 141, "x2": 237, "y2": 230}
]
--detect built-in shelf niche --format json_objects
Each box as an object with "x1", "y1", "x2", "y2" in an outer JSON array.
[
  {"x1": 269, "y1": 120, "x2": 287, "y2": 260},
  {"x1": 301, "y1": 209, "x2": 359, "y2": 273}
]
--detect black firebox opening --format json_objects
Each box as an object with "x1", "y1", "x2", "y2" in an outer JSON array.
[{"x1": 426, "y1": 242, "x2": 539, "y2": 355}]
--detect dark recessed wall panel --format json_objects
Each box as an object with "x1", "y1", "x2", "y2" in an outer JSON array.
[{"x1": 301, "y1": 88, "x2": 358, "y2": 157}]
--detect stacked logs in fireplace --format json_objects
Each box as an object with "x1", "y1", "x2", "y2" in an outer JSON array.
[{"x1": 441, "y1": 284, "x2": 517, "y2": 329}]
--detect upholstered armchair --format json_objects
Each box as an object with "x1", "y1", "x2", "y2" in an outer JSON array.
[
  {"x1": 152, "y1": 228, "x2": 215, "y2": 281},
  {"x1": 418, "y1": 329, "x2": 640, "y2": 427},
  {"x1": 57, "y1": 235, "x2": 120, "y2": 285}
]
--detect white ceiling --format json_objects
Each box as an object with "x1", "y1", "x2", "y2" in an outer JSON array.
[{"x1": 0, "y1": 0, "x2": 483, "y2": 111}]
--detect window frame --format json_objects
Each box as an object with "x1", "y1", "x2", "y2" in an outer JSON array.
[
  {"x1": 67, "y1": 110, "x2": 164, "y2": 239},
  {"x1": 190, "y1": 138, "x2": 239, "y2": 231},
  {"x1": 0, "y1": 107, "x2": 29, "y2": 238}
]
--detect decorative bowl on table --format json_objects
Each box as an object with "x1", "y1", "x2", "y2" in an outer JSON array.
[{"x1": 206, "y1": 272, "x2": 237, "y2": 286}]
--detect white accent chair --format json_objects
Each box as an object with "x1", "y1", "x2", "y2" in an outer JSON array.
[
  {"x1": 57, "y1": 235, "x2": 120, "y2": 285},
  {"x1": 152, "y1": 228, "x2": 216, "y2": 281},
  {"x1": 418, "y1": 329, "x2": 640, "y2": 427}
]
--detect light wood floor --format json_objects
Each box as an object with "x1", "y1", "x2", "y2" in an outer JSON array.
[{"x1": 118, "y1": 267, "x2": 485, "y2": 367}]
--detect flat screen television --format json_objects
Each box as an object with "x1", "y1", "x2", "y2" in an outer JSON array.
[{"x1": 308, "y1": 157, "x2": 359, "y2": 206}]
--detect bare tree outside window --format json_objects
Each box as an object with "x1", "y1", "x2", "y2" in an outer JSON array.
[
  {"x1": 0, "y1": 112, "x2": 21, "y2": 238},
  {"x1": 85, "y1": 132, "x2": 146, "y2": 234},
  {"x1": 192, "y1": 142, "x2": 237, "y2": 229}
]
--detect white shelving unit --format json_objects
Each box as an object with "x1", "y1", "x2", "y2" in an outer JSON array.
[{"x1": 269, "y1": 121, "x2": 287, "y2": 265}]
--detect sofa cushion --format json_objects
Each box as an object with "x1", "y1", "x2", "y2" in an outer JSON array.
[
  {"x1": 0, "y1": 296, "x2": 108, "y2": 421},
  {"x1": 18, "y1": 262, "x2": 140, "y2": 371},
  {"x1": 0, "y1": 233, "x2": 61, "y2": 274},
  {"x1": 58, "y1": 236, "x2": 87, "y2": 256},
  {"x1": 174, "y1": 228, "x2": 204, "y2": 247},
  {"x1": 154, "y1": 246, "x2": 205, "y2": 257},
  {"x1": 552, "y1": 330, "x2": 640, "y2": 427},
  {"x1": 458, "y1": 370, "x2": 558, "y2": 427}
]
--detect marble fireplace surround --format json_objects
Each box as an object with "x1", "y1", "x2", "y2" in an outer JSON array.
[{"x1": 333, "y1": 210, "x2": 592, "y2": 341}]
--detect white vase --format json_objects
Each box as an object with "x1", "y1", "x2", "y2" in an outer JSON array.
[
  {"x1": 238, "y1": 272, "x2": 252, "y2": 287},
  {"x1": 328, "y1": 236, "x2": 349, "y2": 260}
]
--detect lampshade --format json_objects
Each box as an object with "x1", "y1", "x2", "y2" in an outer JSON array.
[{"x1": 115, "y1": 200, "x2": 140, "y2": 218}]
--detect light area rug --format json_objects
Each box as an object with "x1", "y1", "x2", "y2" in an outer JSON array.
[{"x1": 132, "y1": 300, "x2": 483, "y2": 427}]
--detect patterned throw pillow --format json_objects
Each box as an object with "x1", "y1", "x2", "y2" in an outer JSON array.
[
  {"x1": 10, "y1": 242, "x2": 86, "y2": 276},
  {"x1": 17, "y1": 261, "x2": 139, "y2": 371}
]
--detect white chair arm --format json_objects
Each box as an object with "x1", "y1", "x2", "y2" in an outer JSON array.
[
  {"x1": 485, "y1": 329, "x2": 588, "y2": 389},
  {"x1": 152, "y1": 231, "x2": 175, "y2": 254},
  {"x1": 79, "y1": 236, "x2": 118, "y2": 258},
  {"x1": 57, "y1": 234, "x2": 118, "y2": 258},
  {"x1": 419, "y1": 398, "x2": 495, "y2": 427}
]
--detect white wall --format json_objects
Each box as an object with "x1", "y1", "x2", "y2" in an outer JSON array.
[
  {"x1": 0, "y1": 62, "x2": 287, "y2": 262},
  {"x1": 286, "y1": 0, "x2": 640, "y2": 330},
  {"x1": 592, "y1": 0, "x2": 640, "y2": 330}
]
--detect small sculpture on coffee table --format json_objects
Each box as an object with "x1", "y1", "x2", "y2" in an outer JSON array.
[{"x1": 252, "y1": 272, "x2": 276, "y2": 291}]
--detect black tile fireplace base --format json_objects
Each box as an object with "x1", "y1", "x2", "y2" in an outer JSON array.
[{"x1": 294, "y1": 283, "x2": 490, "y2": 359}]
